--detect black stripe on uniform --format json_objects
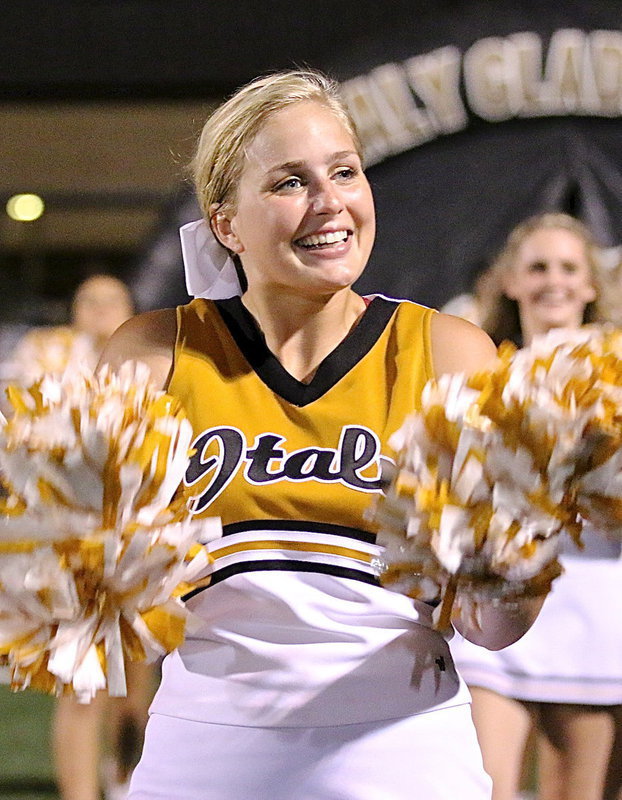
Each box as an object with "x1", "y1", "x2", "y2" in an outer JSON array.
[
  {"x1": 215, "y1": 295, "x2": 399, "y2": 406},
  {"x1": 182, "y1": 559, "x2": 380, "y2": 601}
]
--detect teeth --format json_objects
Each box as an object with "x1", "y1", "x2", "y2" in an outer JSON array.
[
  {"x1": 539, "y1": 293, "x2": 567, "y2": 302},
  {"x1": 298, "y1": 230, "x2": 348, "y2": 247}
]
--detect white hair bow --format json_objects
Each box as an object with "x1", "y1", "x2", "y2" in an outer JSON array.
[{"x1": 179, "y1": 219, "x2": 242, "y2": 299}]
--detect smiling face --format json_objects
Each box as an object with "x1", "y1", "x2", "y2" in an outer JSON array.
[
  {"x1": 212, "y1": 101, "x2": 375, "y2": 298},
  {"x1": 503, "y1": 227, "x2": 597, "y2": 342}
]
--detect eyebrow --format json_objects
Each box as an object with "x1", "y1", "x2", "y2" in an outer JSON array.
[{"x1": 266, "y1": 151, "x2": 359, "y2": 175}]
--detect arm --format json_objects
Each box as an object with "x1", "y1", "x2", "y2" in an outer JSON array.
[
  {"x1": 430, "y1": 312, "x2": 546, "y2": 650},
  {"x1": 96, "y1": 309, "x2": 177, "y2": 391}
]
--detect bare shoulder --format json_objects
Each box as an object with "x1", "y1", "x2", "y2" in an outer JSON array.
[
  {"x1": 430, "y1": 311, "x2": 498, "y2": 377},
  {"x1": 98, "y1": 308, "x2": 177, "y2": 390}
]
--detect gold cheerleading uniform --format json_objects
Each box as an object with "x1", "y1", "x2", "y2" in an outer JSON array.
[{"x1": 149, "y1": 295, "x2": 470, "y2": 728}]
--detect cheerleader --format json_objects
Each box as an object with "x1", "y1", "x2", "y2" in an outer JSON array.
[
  {"x1": 5, "y1": 274, "x2": 153, "y2": 800},
  {"x1": 98, "y1": 69, "x2": 546, "y2": 800},
  {"x1": 450, "y1": 213, "x2": 622, "y2": 800}
]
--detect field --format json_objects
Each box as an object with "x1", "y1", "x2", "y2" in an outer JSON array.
[{"x1": 0, "y1": 685, "x2": 58, "y2": 800}]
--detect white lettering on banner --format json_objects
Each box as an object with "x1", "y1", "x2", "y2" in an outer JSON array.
[
  {"x1": 511, "y1": 32, "x2": 556, "y2": 114},
  {"x1": 591, "y1": 30, "x2": 622, "y2": 114},
  {"x1": 342, "y1": 28, "x2": 622, "y2": 166},
  {"x1": 404, "y1": 46, "x2": 468, "y2": 134},
  {"x1": 369, "y1": 63, "x2": 436, "y2": 150},
  {"x1": 464, "y1": 36, "x2": 525, "y2": 121}
]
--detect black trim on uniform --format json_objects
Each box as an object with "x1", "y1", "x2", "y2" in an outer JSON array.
[
  {"x1": 182, "y1": 558, "x2": 441, "y2": 607},
  {"x1": 182, "y1": 559, "x2": 381, "y2": 601},
  {"x1": 222, "y1": 519, "x2": 377, "y2": 544},
  {"x1": 215, "y1": 295, "x2": 399, "y2": 406}
]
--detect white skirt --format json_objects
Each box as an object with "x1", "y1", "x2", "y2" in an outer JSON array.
[
  {"x1": 128, "y1": 703, "x2": 491, "y2": 800},
  {"x1": 450, "y1": 529, "x2": 622, "y2": 705}
]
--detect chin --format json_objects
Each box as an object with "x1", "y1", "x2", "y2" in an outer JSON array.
[
  {"x1": 540, "y1": 318, "x2": 577, "y2": 331},
  {"x1": 318, "y1": 265, "x2": 365, "y2": 288}
]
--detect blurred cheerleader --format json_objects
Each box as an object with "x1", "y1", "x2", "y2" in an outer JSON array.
[
  {"x1": 5, "y1": 274, "x2": 154, "y2": 800},
  {"x1": 450, "y1": 213, "x2": 622, "y2": 800}
]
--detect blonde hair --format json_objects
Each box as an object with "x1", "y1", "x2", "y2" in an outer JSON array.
[
  {"x1": 190, "y1": 69, "x2": 362, "y2": 221},
  {"x1": 480, "y1": 212, "x2": 606, "y2": 346}
]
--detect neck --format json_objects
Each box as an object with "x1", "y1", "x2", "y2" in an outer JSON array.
[
  {"x1": 520, "y1": 317, "x2": 582, "y2": 346},
  {"x1": 241, "y1": 287, "x2": 366, "y2": 382}
]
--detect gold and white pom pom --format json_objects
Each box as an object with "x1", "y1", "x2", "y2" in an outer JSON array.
[
  {"x1": 372, "y1": 326, "x2": 622, "y2": 631},
  {"x1": 372, "y1": 372, "x2": 566, "y2": 631},
  {"x1": 0, "y1": 362, "x2": 219, "y2": 701}
]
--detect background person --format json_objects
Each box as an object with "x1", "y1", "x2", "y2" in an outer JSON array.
[
  {"x1": 5, "y1": 274, "x2": 155, "y2": 800},
  {"x1": 7, "y1": 274, "x2": 135, "y2": 382},
  {"x1": 450, "y1": 212, "x2": 622, "y2": 800}
]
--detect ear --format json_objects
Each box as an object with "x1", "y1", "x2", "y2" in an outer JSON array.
[
  {"x1": 209, "y1": 204, "x2": 244, "y2": 254},
  {"x1": 500, "y1": 270, "x2": 517, "y2": 300},
  {"x1": 584, "y1": 282, "x2": 597, "y2": 303}
]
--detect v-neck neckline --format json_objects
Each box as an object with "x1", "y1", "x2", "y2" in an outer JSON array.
[{"x1": 214, "y1": 295, "x2": 399, "y2": 407}]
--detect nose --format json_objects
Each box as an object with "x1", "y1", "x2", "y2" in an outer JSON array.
[
  {"x1": 544, "y1": 263, "x2": 567, "y2": 284},
  {"x1": 311, "y1": 179, "x2": 343, "y2": 215}
]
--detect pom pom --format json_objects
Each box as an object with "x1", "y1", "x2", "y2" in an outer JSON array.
[
  {"x1": 372, "y1": 326, "x2": 622, "y2": 630},
  {"x1": 0, "y1": 363, "x2": 220, "y2": 701}
]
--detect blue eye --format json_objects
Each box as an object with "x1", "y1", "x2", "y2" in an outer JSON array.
[
  {"x1": 275, "y1": 177, "x2": 303, "y2": 191},
  {"x1": 334, "y1": 167, "x2": 356, "y2": 180}
]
